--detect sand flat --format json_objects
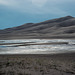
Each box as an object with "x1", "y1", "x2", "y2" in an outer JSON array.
[{"x1": 0, "y1": 53, "x2": 75, "y2": 75}]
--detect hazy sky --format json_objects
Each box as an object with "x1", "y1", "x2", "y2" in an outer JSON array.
[{"x1": 0, "y1": 0, "x2": 75, "y2": 29}]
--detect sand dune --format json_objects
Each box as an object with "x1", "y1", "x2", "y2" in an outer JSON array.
[{"x1": 0, "y1": 16, "x2": 75, "y2": 39}]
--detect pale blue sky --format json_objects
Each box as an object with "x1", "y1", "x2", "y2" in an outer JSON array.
[{"x1": 0, "y1": 0, "x2": 75, "y2": 29}]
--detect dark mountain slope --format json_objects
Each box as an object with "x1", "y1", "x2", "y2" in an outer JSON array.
[
  {"x1": 0, "y1": 23, "x2": 34, "y2": 34},
  {"x1": 0, "y1": 16, "x2": 75, "y2": 39}
]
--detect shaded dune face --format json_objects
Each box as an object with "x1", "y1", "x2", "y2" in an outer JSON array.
[{"x1": 0, "y1": 16, "x2": 75, "y2": 39}]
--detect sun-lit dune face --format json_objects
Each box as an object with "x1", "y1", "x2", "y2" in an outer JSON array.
[{"x1": 0, "y1": 39, "x2": 75, "y2": 54}]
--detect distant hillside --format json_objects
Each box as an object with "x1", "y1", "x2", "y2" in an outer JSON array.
[{"x1": 0, "y1": 16, "x2": 75, "y2": 39}]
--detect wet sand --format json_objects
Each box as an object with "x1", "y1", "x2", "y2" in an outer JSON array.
[
  {"x1": 0, "y1": 53, "x2": 75, "y2": 75},
  {"x1": 0, "y1": 42, "x2": 69, "y2": 47}
]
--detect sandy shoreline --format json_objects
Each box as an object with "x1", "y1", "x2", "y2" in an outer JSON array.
[{"x1": 0, "y1": 53, "x2": 75, "y2": 75}]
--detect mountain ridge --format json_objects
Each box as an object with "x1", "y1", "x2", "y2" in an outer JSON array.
[{"x1": 0, "y1": 16, "x2": 75, "y2": 39}]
